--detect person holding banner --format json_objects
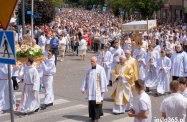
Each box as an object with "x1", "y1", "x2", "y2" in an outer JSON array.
[{"x1": 80, "y1": 56, "x2": 108, "y2": 121}]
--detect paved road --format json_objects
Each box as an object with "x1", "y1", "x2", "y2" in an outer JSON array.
[{"x1": 0, "y1": 52, "x2": 168, "y2": 122}]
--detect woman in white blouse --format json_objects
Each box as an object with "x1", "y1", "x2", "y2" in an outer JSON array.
[
  {"x1": 79, "y1": 35, "x2": 87, "y2": 61},
  {"x1": 59, "y1": 36, "x2": 67, "y2": 61}
]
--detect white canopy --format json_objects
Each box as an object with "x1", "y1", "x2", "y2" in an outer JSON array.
[{"x1": 122, "y1": 20, "x2": 156, "y2": 32}]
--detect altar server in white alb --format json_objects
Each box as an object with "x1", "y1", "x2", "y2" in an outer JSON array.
[
  {"x1": 110, "y1": 40, "x2": 124, "y2": 70},
  {"x1": 17, "y1": 57, "x2": 40, "y2": 113},
  {"x1": 0, "y1": 63, "x2": 16, "y2": 111},
  {"x1": 133, "y1": 42, "x2": 146, "y2": 80},
  {"x1": 80, "y1": 56, "x2": 108, "y2": 121},
  {"x1": 41, "y1": 49, "x2": 56, "y2": 109},
  {"x1": 156, "y1": 50, "x2": 171, "y2": 95},
  {"x1": 144, "y1": 44, "x2": 160, "y2": 92},
  {"x1": 98, "y1": 44, "x2": 113, "y2": 84},
  {"x1": 171, "y1": 44, "x2": 187, "y2": 80},
  {"x1": 110, "y1": 40, "x2": 124, "y2": 85}
]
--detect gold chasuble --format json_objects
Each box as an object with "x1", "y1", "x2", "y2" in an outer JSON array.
[
  {"x1": 111, "y1": 63, "x2": 133, "y2": 105},
  {"x1": 126, "y1": 56, "x2": 140, "y2": 87}
]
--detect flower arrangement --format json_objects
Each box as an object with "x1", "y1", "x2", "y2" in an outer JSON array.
[
  {"x1": 16, "y1": 44, "x2": 43, "y2": 58},
  {"x1": 16, "y1": 36, "x2": 43, "y2": 64}
]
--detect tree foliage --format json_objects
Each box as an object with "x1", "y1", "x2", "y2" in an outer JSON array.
[
  {"x1": 107, "y1": 0, "x2": 133, "y2": 16},
  {"x1": 52, "y1": 0, "x2": 64, "y2": 8},
  {"x1": 18, "y1": 0, "x2": 55, "y2": 26},
  {"x1": 134, "y1": 0, "x2": 163, "y2": 19},
  {"x1": 107, "y1": 0, "x2": 162, "y2": 19}
]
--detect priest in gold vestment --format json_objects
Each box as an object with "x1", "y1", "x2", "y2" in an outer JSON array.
[
  {"x1": 111, "y1": 56, "x2": 134, "y2": 114},
  {"x1": 125, "y1": 50, "x2": 139, "y2": 88}
]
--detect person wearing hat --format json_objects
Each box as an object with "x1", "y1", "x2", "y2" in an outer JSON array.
[{"x1": 98, "y1": 44, "x2": 113, "y2": 84}]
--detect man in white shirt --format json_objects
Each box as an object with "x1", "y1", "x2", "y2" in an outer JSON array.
[
  {"x1": 178, "y1": 77, "x2": 187, "y2": 97},
  {"x1": 160, "y1": 80, "x2": 187, "y2": 121},
  {"x1": 128, "y1": 79, "x2": 152, "y2": 122}
]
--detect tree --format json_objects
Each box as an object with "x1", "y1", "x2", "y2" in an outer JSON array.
[
  {"x1": 134, "y1": 0, "x2": 163, "y2": 19},
  {"x1": 18, "y1": 0, "x2": 55, "y2": 26},
  {"x1": 107, "y1": 0, "x2": 133, "y2": 16},
  {"x1": 52, "y1": 0, "x2": 64, "y2": 8}
]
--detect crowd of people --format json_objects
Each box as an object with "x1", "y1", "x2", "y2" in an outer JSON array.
[{"x1": 0, "y1": 8, "x2": 187, "y2": 122}]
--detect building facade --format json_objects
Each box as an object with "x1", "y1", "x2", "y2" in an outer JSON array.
[{"x1": 157, "y1": 0, "x2": 184, "y2": 23}]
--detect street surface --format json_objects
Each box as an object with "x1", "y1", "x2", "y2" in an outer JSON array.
[{"x1": 0, "y1": 52, "x2": 167, "y2": 122}]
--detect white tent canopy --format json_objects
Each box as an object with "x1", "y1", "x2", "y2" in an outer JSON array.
[{"x1": 122, "y1": 20, "x2": 156, "y2": 32}]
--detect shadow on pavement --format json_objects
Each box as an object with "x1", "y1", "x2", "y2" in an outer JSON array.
[{"x1": 62, "y1": 114, "x2": 91, "y2": 122}]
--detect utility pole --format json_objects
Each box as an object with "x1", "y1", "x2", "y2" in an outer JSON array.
[
  {"x1": 22, "y1": 0, "x2": 25, "y2": 36},
  {"x1": 31, "y1": 0, "x2": 34, "y2": 39}
]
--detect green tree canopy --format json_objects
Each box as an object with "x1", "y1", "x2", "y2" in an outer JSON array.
[
  {"x1": 134, "y1": 0, "x2": 163, "y2": 19},
  {"x1": 18, "y1": 0, "x2": 55, "y2": 26},
  {"x1": 52, "y1": 0, "x2": 64, "y2": 8},
  {"x1": 107, "y1": 0, "x2": 133, "y2": 16}
]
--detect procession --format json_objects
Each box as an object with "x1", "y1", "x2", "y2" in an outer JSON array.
[{"x1": 0, "y1": 3, "x2": 187, "y2": 122}]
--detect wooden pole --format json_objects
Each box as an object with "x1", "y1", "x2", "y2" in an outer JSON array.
[{"x1": 154, "y1": 13, "x2": 157, "y2": 29}]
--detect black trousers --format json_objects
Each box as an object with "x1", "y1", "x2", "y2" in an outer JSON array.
[
  {"x1": 101, "y1": 44, "x2": 104, "y2": 50},
  {"x1": 12, "y1": 76, "x2": 18, "y2": 90},
  {"x1": 88, "y1": 100, "x2": 103, "y2": 120},
  {"x1": 74, "y1": 46, "x2": 79, "y2": 55},
  {"x1": 51, "y1": 48, "x2": 58, "y2": 65},
  {"x1": 184, "y1": 45, "x2": 187, "y2": 53},
  {"x1": 172, "y1": 76, "x2": 179, "y2": 80},
  {"x1": 172, "y1": 76, "x2": 187, "y2": 80},
  {"x1": 93, "y1": 42, "x2": 99, "y2": 52}
]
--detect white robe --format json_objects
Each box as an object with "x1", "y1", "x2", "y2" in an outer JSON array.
[
  {"x1": 42, "y1": 55, "x2": 56, "y2": 104},
  {"x1": 38, "y1": 35, "x2": 46, "y2": 52},
  {"x1": 98, "y1": 50, "x2": 113, "y2": 82},
  {"x1": 156, "y1": 56, "x2": 171, "y2": 94},
  {"x1": 80, "y1": 64, "x2": 108, "y2": 102},
  {"x1": 133, "y1": 48, "x2": 146, "y2": 80},
  {"x1": 110, "y1": 47, "x2": 124, "y2": 70},
  {"x1": 110, "y1": 47, "x2": 124, "y2": 81},
  {"x1": 18, "y1": 65, "x2": 40, "y2": 113},
  {"x1": 0, "y1": 64, "x2": 15, "y2": 111},
  {"x1": 145, "y1": 51, "x2": 160, "y2": 88},
  {"x1": 171, "y1": 52, "x2": 187, "y2": 77}
]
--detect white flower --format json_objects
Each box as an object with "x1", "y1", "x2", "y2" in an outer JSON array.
[{"x1": 29, "y1": 51, "x2": 34, "y2": 55}]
